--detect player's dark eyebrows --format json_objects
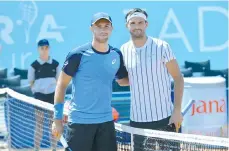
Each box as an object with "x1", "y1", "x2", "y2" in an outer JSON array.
[
  {"x1": 40, "y1": 46, "x2": 49, "y2": 49},
  {"x1": 129, "y1": 20, "x2": 143, "y2": 24}
]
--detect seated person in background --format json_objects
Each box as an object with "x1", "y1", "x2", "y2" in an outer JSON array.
[{"x1": 28, "y1": 39, "x2": 60, "y2": 151}]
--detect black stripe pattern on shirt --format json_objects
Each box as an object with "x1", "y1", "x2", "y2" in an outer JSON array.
[
  {"x1": 155, "y1": 40, "x2": 163, "y2": 119},
  {"x1": 126, "y1": 44, "x2": 136, "y2": 121},
  {"x1": 139, "y1": 47, "x2": 147, "y2": 121},
  {"x1": 134, "y1": 48, "x2": 143, "y2": 121},
  {"x1": 150, "y1": 40, "x2": 158, "y2": 120},
  {"x1": 160, "y1": 43, "x2": 169, "y2": 117},
  {"x1": 145, "y1": 44, "x2": 153, "y2": 121}
]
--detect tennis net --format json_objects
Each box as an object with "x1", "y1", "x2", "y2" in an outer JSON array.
[
  {"x1": 115, "y1": 123, "x2": 229, "y2": 151},
  {"x1": 0, "y1": 88, "x2": 228, "y2": 151}
]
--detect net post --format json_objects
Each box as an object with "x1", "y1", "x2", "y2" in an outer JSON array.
[
  {"x1": 6, "y1": 93, "x2": 12, "y2": 151},
  {"x1": 227, "y1": 88, "x2": 229, "y2": 138},
  {"x1": 131, "y1": 129, "x2": 134, "y2": 151}
]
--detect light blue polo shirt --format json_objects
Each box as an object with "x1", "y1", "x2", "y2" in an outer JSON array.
[{"x1": 62, "y1": 43, "x2": 128, "y2": 124}]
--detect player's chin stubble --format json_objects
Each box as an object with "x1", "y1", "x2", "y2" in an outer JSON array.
[
  {"x1": 95, "y1": 37, "x2": 109, "y2": 43},
  {"x1": 130, "y1": 30, "x2": 145, "y2": 39}
]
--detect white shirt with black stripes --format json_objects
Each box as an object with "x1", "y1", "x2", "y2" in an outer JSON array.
[{"x1": 120, "y1": 36, "x2": 176, "y2": 122}]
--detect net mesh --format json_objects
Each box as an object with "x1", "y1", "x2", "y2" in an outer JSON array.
[
  {"x1": 0, "y1": 88, "x2": 229, "y2": 151},
  {"x1": 3, "y1": 92, "x2": 65, "y2": 150},
  {"x1": 115, "y1": 123, "x2": 229, "y2": 151}
]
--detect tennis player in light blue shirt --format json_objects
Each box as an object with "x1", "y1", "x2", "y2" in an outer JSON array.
[{"x1": 52, "y1": 12, "x2": 128, "y2": 151}]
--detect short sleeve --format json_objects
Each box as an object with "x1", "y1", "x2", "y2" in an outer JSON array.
[
  {"x1": 163, "y1": 43, "x2": 176, "y2": 64},
  {"x1": 120, "y1": 45, "x2": 124, "y2": 54},
  {"x1": 27, "y1": 66, "x2": 35, "y2": 83},
  {"x1": 115, "y1": 51, "x2": 128, "y2": 79},
  {"x1": 62, "y1": 53, "x2": 82, "y2": 77}
]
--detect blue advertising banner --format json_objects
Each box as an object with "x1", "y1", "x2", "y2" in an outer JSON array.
[{"x1": 0, "y1": 1, "x2": 228, "y2": 70}]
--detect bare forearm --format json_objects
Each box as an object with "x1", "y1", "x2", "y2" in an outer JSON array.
[
  {"x1": 54, "y1": 84, "x2": 67, "y2": 104},
  {"x1": 54, "y1": 71, "x2": 72, "y2": 105},
  {"x1": 173, "y1": 76, "x2": 184, "y2": 111}
]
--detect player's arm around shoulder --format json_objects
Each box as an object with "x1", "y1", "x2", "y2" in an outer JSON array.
[
  {"x1": 116, "y1": 77, "x2": 129, "y2": 86},
  {"x1": 115, "y1": 48, "x2": 129, "y2": 86}
]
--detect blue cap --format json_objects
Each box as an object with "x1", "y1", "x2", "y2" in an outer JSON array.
[
  {"x1": 91, "y1": 12, "x2": 112, "y2": 26},
  {"x1": 37, "y1": 39, "x2": 49, "y2": 47}
]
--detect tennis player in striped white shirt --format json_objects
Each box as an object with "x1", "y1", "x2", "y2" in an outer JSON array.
[{"x1": 117, "y1": 8, "x2": 184, "y2": 140}]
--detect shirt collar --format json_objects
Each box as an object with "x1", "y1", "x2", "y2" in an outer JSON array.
[
  {"x1": 130, "y1": 36, "x2": 151, "y2": 50},
  {"x1": 37, "y1": 56, "x2": 52, "y2": 65}
]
